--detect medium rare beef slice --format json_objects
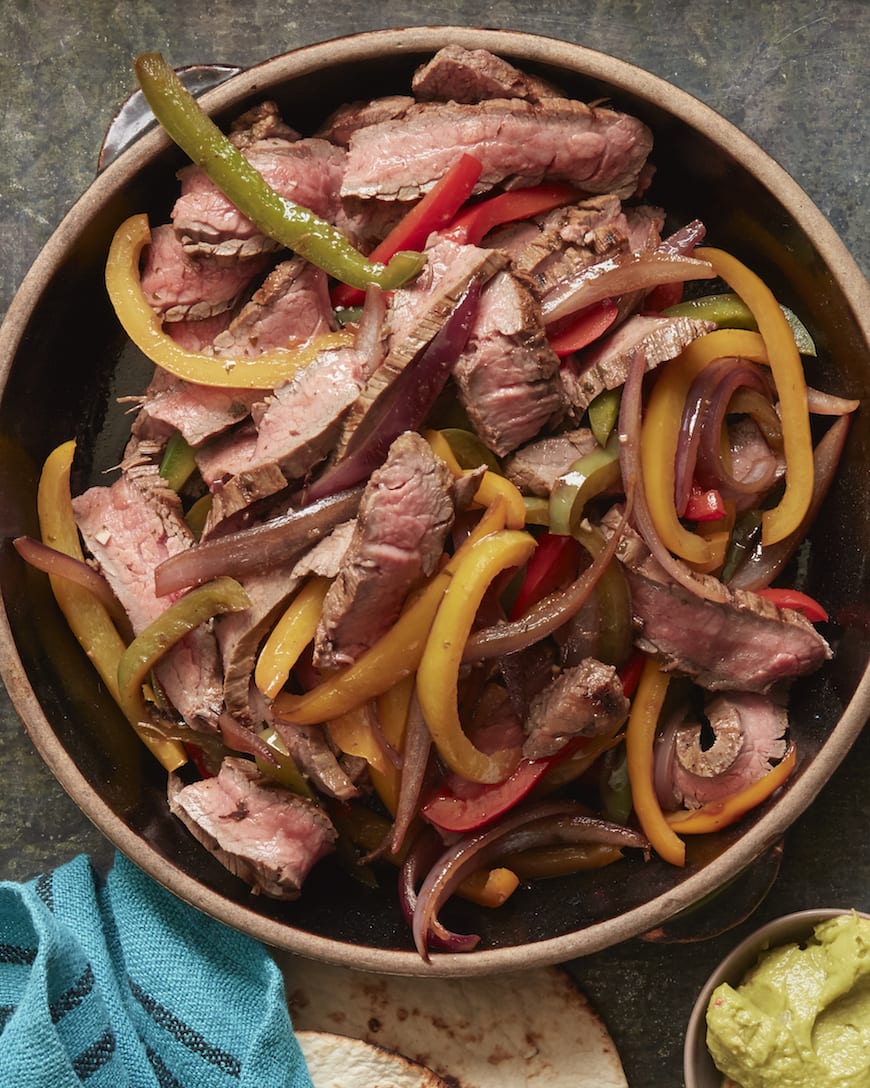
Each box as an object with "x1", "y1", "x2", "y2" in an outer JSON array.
[
  {"x1": 168, "y1": 757, "x2": 336, "y2": 899},
  {"x1": 523, "y1": 658, "x2": 629, "y2": 759},
  {"x1": 205, "y1": 345, "x2": 369, "y2": 524},
  {"x1": 453, "y1": 269, "x2": 564, "y2": 456},
  {"x1": 212, "y1": 257, "x2": 337, "y2": 358},
  {"x1": 228, "y1": 100, "x2": 301, "y2": 148},
  {"x1": 411, "y1": 45, "x2": 560, "y2": 104},
  {"x1": 342, "y1": 97, "x2": 652, "y2": 203},
  {"x1": 503, "y1": 427, "x2": 599, "y2": 497},
  {"x1": 72, "y1": 469, "x2": 225, "y2": 729},
  {"x1": 172, "y1": 139, "x2": 349, "y2": 260},
  {"x1": 132, "y1": 365, "x2": 261, "y2": 449},
  {"x1": 335, "y1": 239, "x2": 506, "y2": 459},
  {"x1": 316, "y1": 95, "x2": 415, "y2": 147},
  {"x1": 314, "y1": 433, "x2": 456, "y2": 668},
  {"x1": 560, "y1": 314, "x2": 716, "y2": 415},
  {"x1": 140, "y1": 224, "x2": 267, "y2": 322}
]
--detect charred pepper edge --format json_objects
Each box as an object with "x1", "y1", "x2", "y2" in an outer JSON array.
[{"x1": 134, "y1": 52, "x2": 426, "y2": 291}]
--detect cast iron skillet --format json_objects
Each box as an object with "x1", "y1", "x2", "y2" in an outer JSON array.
[{"x1": 1, "y1": 27, "x2": 868, "y2": 977}]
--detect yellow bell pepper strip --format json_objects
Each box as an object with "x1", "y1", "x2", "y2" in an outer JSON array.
[
  {"x1": 548, "y1": 434, "x2": 621, "y2": 536},
  {"x1": 417, "y1": 529, "x2": 536, "y2": 783},
  {"x1": 116, "y1": 576, "x2": 251, "y2": 735},
  {"x1": 625, "y1": 657, "x2": 686, "y2": 866},
  {"x1": 663, "y1": 292, "x2": 816, "y2": 356},
  {"x1": 254, "y1": 576, "x2": 331, "y2": 699},
  {"x1": 134, "y1": 53, "x2": 425, "y2": 291},
  {"x1": 331, "y1": 153, "x2": 483, "y2": 308},
  {"x1": 274, "y1": 498, "x2": 509, "y2": 726},
  {"x1": 423, "y1": 428, "x2": 526, "y2": 528},
  {"x1": 106, "y1": 214, "x2": 353, "y2": 389},
  {"x1": 37, "y1": 441, "x2": 187, "y2": 772},
  {"x1": 694, "y1": 248, "x2": 814, "y2": 547},
  {"x1": 665, "y1": 742, "x2": 797, "y2": 835},
  {"x1": 159, "y1": 431, "x2": 197, "y2": 492},
  {"x1": 328, "y1": 702, "x2": 391, "y2": 777},
  {"x1": 640, "y1": 328, "x2": 769, "y2": 565}
]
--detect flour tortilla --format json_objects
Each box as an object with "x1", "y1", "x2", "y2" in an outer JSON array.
[
  {"x1": 282, "y1": 959, "x2": 627, "y2": 1087},
  {"x1": 297, "y1": 1030, "x2": 451, "y2": 1087}
]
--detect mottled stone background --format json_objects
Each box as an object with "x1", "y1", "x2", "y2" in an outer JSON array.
[{"x1": 1, "y1": 3, "x2": 867, "y2": 1085}]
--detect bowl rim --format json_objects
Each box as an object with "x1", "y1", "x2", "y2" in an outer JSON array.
[
  {"x1": 1, "y1": 25, "x2": 869, "y2": 977},
  {"x1": 683, "y1": 908, "x2": 870, "y2": 1087}
]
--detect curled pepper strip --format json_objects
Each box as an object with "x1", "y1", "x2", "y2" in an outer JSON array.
[
  {"x1": 254, "y1": 576, "x2": 331, "y2": 699},
  {"x1": 641, "y1": 328, "x2": 769, "y2": 565},
  {"x1": 666, "y1": 742, "x2": 797, "y2": 834},
  {"x1": 423, "y1": 429, "x2": 526, "y2": 528},
  {"x1": 106, "y1": 214, "x2": 353, "y2": 389},
  {"x1": 548, "y1": 434, "x2": 621, "y2": 536},
  {"x1": 37, "y1": 441, "x2": 186, "y2": 772},
  {"x1": 695, "y1": 248, "x2": 814, "y2": 546},
  {"x1": 134, "y1": 53, "x2": 425, "y2": 291},
  {"x1": 625, "y1": 657, "x2": 686, "y2": 867},
  {"x1": 117, "y1": 576, "x2": 251, "y2": 732},
  {"x1": 274, "y1": 497, "x2": 509, "y2": 726},
  {"x1": 417, "y1": 529, "x2": 536, "y2": 783}
]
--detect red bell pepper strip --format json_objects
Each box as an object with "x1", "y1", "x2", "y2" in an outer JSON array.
[
  {"x1": 644, "y1": 280, "x2": 684, "y2": 312},
  {"x1": 618, "y1": 650, "x2": 647, "y2": 700},
  {"x1": 443, "y1": 181, "x2": 580, "y2": 246},
  {"x1": 547, "y1": 298, "x2": 619, "y2": 358},
  {"x1": 509, "y1": 532, "x2": 583, "y2": 620},
  {"x1": 756, "y1": 587, "x2": 829, "y2": 623},
  {"x1": 332, "y1": 154, "x2": 484, "y2": 308},
  {"x1": 683, "y1": 482, "x2": 727, "y2": 522},
  {"x1": 422, "y1": 739, "x2": 584, "y2": 833}
]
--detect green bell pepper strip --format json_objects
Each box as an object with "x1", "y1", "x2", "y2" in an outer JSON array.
[
  {"x1": 117, "y1": 576, "x2": 250, "y2": 730},
  {"x1": 587, "y1": 387, "x2": 622, "y2": 448},
  {"x1": 663, "y1": 292, "x2": 816, "y2": 357},
  {"x1": 439, "y1": 427, "x2": 503, "y2": 474},
  {"x1": 134, "y1": 53, "x2": 425, "y2": 291},
  {"x1": 548, "y1": 434, "x2": 621, "y2": 536},
  {"x1": 159, "y1": 431, "x2": 197, "y2": 492}
]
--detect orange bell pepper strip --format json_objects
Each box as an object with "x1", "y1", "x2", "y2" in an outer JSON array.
[
  {"x1": 625, "y1": 657, "x2": 686, "y2": 866},
  {"x1": 254, "y1": 576, "x2": 331, "y2": 699},
  {"x1": 106, "y1": 214, "x2": 353, "y2": 389},
  {"x1": 332, "y1": 153, "x2": 484, "y2": 307},
  {"x1": 640, "y1": 328, "x2": 769, "y2": 566},
  {"x1": 37, "y1": 440, "x2": 187, "y2": 772},
  {"x1": 273, "y1": 497, "x2": 508, "y2": 726},
  {"x1": 695, "y1": 248, "x2": 813, "y2": 546},
  {"x1": 423, "y1": 428, "x2": 526, "y2": 528},
  {"x1": 665, "y1": 742, "x2": 797, "y2": 834},
  {"x1": 417, "y1": 529, "x2": 536, "y2": 783}
]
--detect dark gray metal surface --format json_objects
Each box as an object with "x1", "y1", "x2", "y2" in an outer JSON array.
[{"x1": 1, "y1": 4, "x2": 867, "y2": 1084}]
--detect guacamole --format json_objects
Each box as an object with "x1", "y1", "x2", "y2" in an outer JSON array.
[{"x1": 705, "y1": 913, "x2": 870, "y2": 1088}]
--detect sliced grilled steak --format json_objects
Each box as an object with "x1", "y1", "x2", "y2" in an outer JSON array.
[
  {"x1": 140, "y1": 224, "x2": 267, "y2": 322},
  {"x1": 168, "y1": 757, "x2": 336, "y2": 899},
  {"x1": 411, "y1": 44, "x2": 560, "y2": 104},
  {"x1": 172, "y1": 139, "x2": 348, "y2": 260},
  {"x1": 211, "y1": 257, "x2": 336, "y2": 358},
  {"x1": 560, "y1": 314, "x2": 716, "y2": 415},
  {"x1": 228, "y1": 100, "x2": 300, "y2": 148},
  {"x1": 453, "y1": 269, "x2": 564, "y2": 456},
  {"x1": 523, "y1": 658, "x2": 629, "y2": 759},
  {"x1": 606, "y1": 518, "x2": 832, "y2": 692},
  {"x1": 503, "y1": 427, "x2": 599, "y2": 497},
  {"x1": 316, "y1": 95, "x2": 415, "y2": 147},
  {"x1": 335, "y1": 239, "x2": 506, "y2": 459},
  {"x1": 205, "y1": 344, "x2": 370, "y2": 524},
  {"x1": 314, "y1": 433, "x2": 456, "y2": 668},
  {"x1": 72, "y1": 465, "x2": 224, "y2": 730},
  {"x1": 165, "y1": 312, "x2": 236, "y2": 353},
  {"x1": 668, "y1": 692, "x2": 788, "y2": 809},
  {"x1": 342, "y1": 97, "x2": 653, "y2": 203},
  {"x1": 132, "y1": 366, "x2": 261, "y2": 448}
]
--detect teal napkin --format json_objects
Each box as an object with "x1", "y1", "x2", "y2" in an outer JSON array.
[{"x1": 0, "y1": 852, "x2": 314, "y2": 1086}]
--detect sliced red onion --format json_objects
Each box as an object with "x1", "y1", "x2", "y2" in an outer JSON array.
[
  {"x1": 728, "y1": 414, "x2": 852, "y2": 591},
  {"x1": 218, "y1": 713, "x2": 277, "y2": 765},
  {"x1": 154, "y1": 485, "x2": 362, "y2": 595},
  {"x1": 652, "y1": 706, "x2": 688, "y2": 811},
  {"x1": 399, "y1": 827, "x2": 480, "y2": 954},
  {"x1": 353, "y1": 284, "x2": 388, "y2": 375},
  {"x1": 541, "y1": 250, "x2": 715, "y2": 326},
  {"x1": 411, "y1": 800, "x2": 649, "y2": 960},
  {"x1": 387, "y1": 693, "x2": 433, "y2": 858},
  {"x1": 461, "y1": 506, "x2": 630, "y2": 663},
  {"x1": 657, "y1": 219, "x2": 707, "y2": 256},
  {"x1": 13, "y1": 535, "x2": 132, "y2": 635},
  {"x1": 306, "y1": 283, "x2": 481, "y2": 502},
  {"x1": 617, "y1": 345, "x2": 730, "y2": 604},
  {"x1": 806, "y1": 386, "x2": 861, "y2": 416}
]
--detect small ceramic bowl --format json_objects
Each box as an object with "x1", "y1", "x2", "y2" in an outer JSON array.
[{"x1": 684, "y1": 908, "x2": 870, "y2": 1087}]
